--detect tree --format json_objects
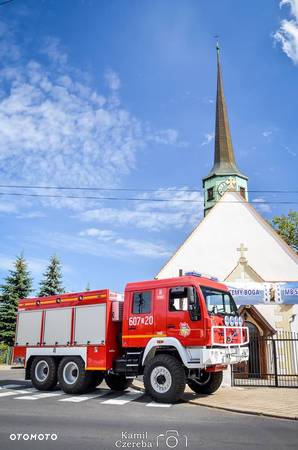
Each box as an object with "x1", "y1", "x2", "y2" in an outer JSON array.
[
  {"x1": 0, "y1": 255, "x2": 33, "y2": 346},
  {"x1": 38, "y1": 255, "x2": 64, "y2": 297},
  {"x1": 271, "y1": 210, "x2": 298, "y2": 253}
]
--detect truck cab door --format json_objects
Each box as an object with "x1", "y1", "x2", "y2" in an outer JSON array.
[{"x1": 166, "y1": 286, "x2": 203, "y2": 346}]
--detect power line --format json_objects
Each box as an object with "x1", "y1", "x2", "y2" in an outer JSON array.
[
  {"x1": 0, "y1": 191, "x2": 297, "y2": 204},
  {"x1": 0, "y1": 184, "x2": 297, "y2": 194}
]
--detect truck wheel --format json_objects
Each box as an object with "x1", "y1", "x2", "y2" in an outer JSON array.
[
  {"x1": 30, "y1": 357, "x2": 58, "y2": 391},
  {"x1": 89, "y1": 371, "x2": 105, "y2": 390},
  {"x1": 188, "y1": 371, "x2": 223, "y2": 395},
  {"x1": 57, "y1": 357, "x2": 93, "y2": 394},
  {"x1": 143, "y1": 354, "x2": 186, "y2": 403},
  {"x1": 104, "y1": 373, "x2": 131, "y2": 391}
]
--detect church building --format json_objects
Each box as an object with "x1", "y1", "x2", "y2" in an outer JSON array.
[{"x1": 156, "y1": 45, "x2": 298, "y2": 336}]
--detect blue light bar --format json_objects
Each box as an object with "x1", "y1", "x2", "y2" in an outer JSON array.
[
  {"x1": 185, "y1": 271, "x2": 218, "y2": 282},
  {"x1": 185, "y1": 271, "x2": 202, "y2": 277}
]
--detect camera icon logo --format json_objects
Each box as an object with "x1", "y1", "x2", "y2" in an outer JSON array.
[{"x1": 156, "y1": 430, "x2": 188, "y2": 448}]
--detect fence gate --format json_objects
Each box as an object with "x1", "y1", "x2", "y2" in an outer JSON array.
[{"x1": 232, "y1": 331, "x2": 298, "y2": 387}]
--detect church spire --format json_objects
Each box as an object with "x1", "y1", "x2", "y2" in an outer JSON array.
[
  {"x1": 202, "y1": 42, "x2": 248, "y2": 216},
  {"x1": 206, "y1": 42, "x2": 247, "y2": 179}
]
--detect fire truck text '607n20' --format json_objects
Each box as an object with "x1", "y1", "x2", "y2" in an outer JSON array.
[{"x1": 13, "y1": 272, "x2": 249, "y2": 403}]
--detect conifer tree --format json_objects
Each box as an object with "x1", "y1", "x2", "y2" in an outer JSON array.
[
  {"x1": 38, "y1": 255, "x2": 64, "y2": 297},
  {"x1": 0, "y1": 255, "x2": 33, "y2": 346}
]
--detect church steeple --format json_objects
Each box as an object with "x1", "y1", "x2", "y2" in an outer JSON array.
[{"x1": 202, "y1": 43, "x2": 248, "y2": 216}]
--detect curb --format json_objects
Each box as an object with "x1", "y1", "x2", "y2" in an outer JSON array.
[
  {"x1": 187, "y1": 399, "x2": 297, "y2": 421},
  {"x1": 132, "y1": 380, "x2": 297, "y2": 421}
]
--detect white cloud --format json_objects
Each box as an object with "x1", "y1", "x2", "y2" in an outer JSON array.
[
  {"x1": 274, "y1": 0, "x2": 298, "y2": 64},
  {"x1": 0, "y1": 255, "x2": 59, "y2": 276},
  {"x1": 0, "y1": 201, "x2": 17, "y2": 214},
  {"x1": 262, "y1": 130, "x2": 272, "y2": 138},
  {"x1": 0, "y1": 42, "x2": 141, "y2": 207},
  {"x1": 105, "y1": 69, "x2": 121, "y2": 90},
  {"x1": 252, "y1": 198, "x2": 272, "y2": 213},
  {"x1": 284, "y1": 145, "x2": 297, "y2": 156},
  {"x1": 79, "y1": 188, "x2": 204, "y2": 232},
  {"x1": 201, "y1": 132, "x2": 214, "y2": 147},
  {"x1": 0, "y1": 21, "x2": 186, "y2": 214},
  {"x1": 148, "y1": 128, "x2": 188, "y2": 147},
  {"x1": 42, "y1": 230, "x2": 171, "y2": 260}
]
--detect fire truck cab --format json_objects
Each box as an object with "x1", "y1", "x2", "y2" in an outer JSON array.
[{"x1": 13, "y1": 273, "x2": 249, "y2": 403}]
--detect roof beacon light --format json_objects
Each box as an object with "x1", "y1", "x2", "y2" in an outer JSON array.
[
  {"x1": 185, "y1": 271, "x2": 218, "y2": 282},
  {"x1": 185, "y1": 271, "x2": 202, "y2": 278}
]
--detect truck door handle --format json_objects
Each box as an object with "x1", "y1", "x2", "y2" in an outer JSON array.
[
  {"x1": 128, "y1": 326, "x2": 136, "y2": 330},
  {"x1": 167, "y1": 324, "x2": 176, "y2": 329}
]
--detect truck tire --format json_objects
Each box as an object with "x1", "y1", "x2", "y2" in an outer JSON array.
[
  {"x1": 30, "y1": 357, "x2": 58, "y2": 391},
  {"x1": 57, "y1": 357, "x2": 93, "y2": 394},
  {"x1": 104, "y1": 373, "x2": 131, "y2": 391},
  {"x1": 143, "y1": 354, "x2": 186, "y2": 403},
  {"x1": 89, "y1": 371, "x2": 105, "y2": 390},
  {"x1": 188, "y1": 371, "x2": 223, "y2": 395}
]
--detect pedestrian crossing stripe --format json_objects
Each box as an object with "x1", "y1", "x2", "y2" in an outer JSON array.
[
  {"x1": 59, "y1": 390, "x2": 109, "y2": 402},
  {"x1": 101, "y1": 391, "x2": 144, "y2": 405},
  {"x1": 0, "y1": 385, "x2": 173, "y2": 407}
]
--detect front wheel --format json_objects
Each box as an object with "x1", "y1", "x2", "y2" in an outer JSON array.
[
  {"x1": 188, "y1": 370, "x2": 223, "y2": 395},
  {"x1": 143, "y1": 354, "x2": 186, "y2": 403},
  {"x1": 30, "y1": 357, "x2": 58, "y2": 391}
]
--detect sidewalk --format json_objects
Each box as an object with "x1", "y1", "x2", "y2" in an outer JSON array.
[
  {"x1": 0, "y1": 365, "x2": 11, "y2": 370},
  {"x1": 133, "y1": 380, "x2": 298, "y2": 420}
]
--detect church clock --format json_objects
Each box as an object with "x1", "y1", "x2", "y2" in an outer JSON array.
[
  {"x1": 217, "y1": 177, "x2": 237, "y2": 196},
  {"x1": 217, "y1": 181, "x2": 227, "y2": 196}
]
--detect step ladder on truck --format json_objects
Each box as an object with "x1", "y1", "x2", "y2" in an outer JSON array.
[{"x1": 13, "y1": 272, "x2": 249, "y2": 403}]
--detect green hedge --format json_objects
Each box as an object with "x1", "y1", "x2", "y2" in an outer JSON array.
[{"x1": 0, "y1": 343, "x2": 12, "y2": 364}]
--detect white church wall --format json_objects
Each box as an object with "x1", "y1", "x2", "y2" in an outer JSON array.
[{"x1": 157, "y1": 192, "x2": 298, "y2": 282}]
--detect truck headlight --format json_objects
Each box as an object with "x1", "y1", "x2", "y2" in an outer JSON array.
[
  {"x1": 238, "y1": 316, "x2": 243, "y2": 327},
  {"x1": 234, "y1": 316, "x2": 239, "y2": 326},
  {"x1": 229, "y1": 316, "x2": 235, "y2": 326},
  {"x1": 224, "y1": 315, "x2": 230, "y2": 326}
]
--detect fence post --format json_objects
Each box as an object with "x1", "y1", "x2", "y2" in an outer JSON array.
[{"x1": 272, "y1": 338, "x2": 278, "y2": 387}]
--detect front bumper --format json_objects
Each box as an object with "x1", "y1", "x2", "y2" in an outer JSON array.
[{"x1": 186, "y1": 346, "x2": 249, "y2": 368}]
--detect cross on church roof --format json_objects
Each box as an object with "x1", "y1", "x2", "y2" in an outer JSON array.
[{"x1": 237, "y1": 243, "x2": 248, "y2": 259}]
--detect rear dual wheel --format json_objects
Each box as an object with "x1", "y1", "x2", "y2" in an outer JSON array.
[
  {"x1": 30, "y1": 356, "x2": 58, "y2": 391},
  {"x1": 31, "y1": 356, "x2": 104, "y2": 394},
  {"x1": 58, "y1": 357, "x2": 104, "y2": 394}
]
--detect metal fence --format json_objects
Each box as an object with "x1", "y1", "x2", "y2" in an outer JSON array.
[{"x1": 232, "y1": 331, "x2": 298, "y2": 387}]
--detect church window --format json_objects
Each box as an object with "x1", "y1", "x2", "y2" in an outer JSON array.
[
  {"x1": 207, "y1": 187, "x2": 214, "y2": 201},
  {"x1": 240, "y1": 187, "x2": 246, "y2": 199}
]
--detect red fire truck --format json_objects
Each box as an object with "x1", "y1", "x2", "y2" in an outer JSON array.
[{"x1": 13, "y1": 272, "x2": 249, "y2": 403}]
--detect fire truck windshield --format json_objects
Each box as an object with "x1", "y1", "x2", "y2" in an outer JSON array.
[{"x1": 200, "y1": 286, "x2": 237, "y2": 315}]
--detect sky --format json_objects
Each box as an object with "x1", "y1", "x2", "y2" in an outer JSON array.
[{"x1": 0, "y1": 0, "x2": 297, "y2": 294}]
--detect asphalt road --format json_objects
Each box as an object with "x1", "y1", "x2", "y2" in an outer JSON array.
[{"x1": 0, "y1": 370, "x2": 297, "y2": 450}]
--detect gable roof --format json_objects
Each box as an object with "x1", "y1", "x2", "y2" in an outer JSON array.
[{"x1": 157, "y1": 191, "x2": 298, "y2": 282}]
